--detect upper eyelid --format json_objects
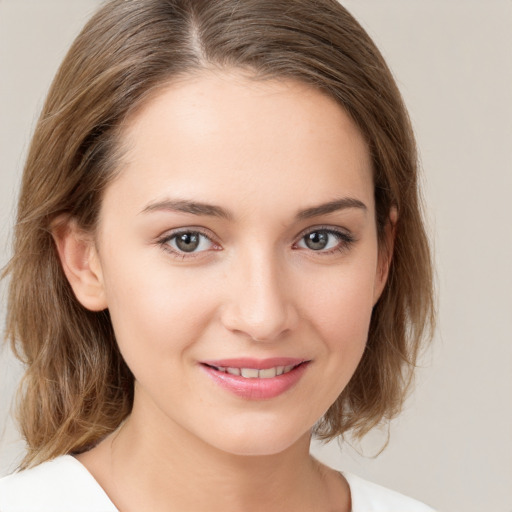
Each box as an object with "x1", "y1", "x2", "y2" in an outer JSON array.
[
  {"x1": 295, "y1": 224, "x2": 353, "y2": 240},
  {"x1": 157, "y1": 224, "x2": 354, "y2": 250},
  {"x1": 157, "y1": 230, "x2": 218, "y2": 260},
  {"x1": 293, "y1": 227, "x2": 356, "y2": 258},
  {"x1": 158, "y1": 226, "x2": 217, "y2": 243}
]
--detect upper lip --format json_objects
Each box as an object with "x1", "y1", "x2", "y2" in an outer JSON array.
[{"x1": 200, "y1": 357, "x2": 308, "y2": 370}]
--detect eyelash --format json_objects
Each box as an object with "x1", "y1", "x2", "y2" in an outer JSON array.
[
  {"x1": 294, "y1": 226, "x2": 355, "y2": 255},
  {"x1": 157, "y1": 228, "x2": 220, "y2": 260},
  {"x1": 157, "y1": 226, "x2": 355, "y2": 260}
]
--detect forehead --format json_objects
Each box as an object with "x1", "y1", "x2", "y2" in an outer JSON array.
[{"x1": 106, "y1": 70, "x2": 374, "y2": 219}]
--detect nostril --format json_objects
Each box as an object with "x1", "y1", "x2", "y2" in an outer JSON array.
[{"x1": 219, "y1": 276, "x2": 299, "y2": 342}]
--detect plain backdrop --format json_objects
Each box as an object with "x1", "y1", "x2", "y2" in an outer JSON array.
[{"x1": 1, "y1": 1, "x2": 511, "y2": 511}]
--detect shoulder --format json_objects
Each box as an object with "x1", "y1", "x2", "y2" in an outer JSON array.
[
  {"x1": 343, "y1": 472, "x2": 436, "y2": 512},
  {"x1": 0, "y1": 455, "x2": 117, "y2": 512}
]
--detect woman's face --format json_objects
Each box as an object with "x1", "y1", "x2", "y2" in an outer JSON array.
[{"x1": 87, "y1": 71, "x2": 389, "y2": 456}]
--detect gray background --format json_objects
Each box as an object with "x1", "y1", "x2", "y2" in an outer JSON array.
[{"x1": 1, "y1": 1, "x2": 511, "y2": 511}]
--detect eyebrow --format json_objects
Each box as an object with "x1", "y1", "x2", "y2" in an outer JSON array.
[
  {"x1": 140, "y1": 197, "x2": 367, "y2": 221},
  {"x1": 296, "y1": 197, "x2": 367, "y2": 220},
  {"x1": 141, "y1": 199, "x2": 234, "y2": 220}
]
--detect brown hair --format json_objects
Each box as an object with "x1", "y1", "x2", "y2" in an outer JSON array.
[{"x1": 3, "y1": 0, "x2": 434, "y2": 470}]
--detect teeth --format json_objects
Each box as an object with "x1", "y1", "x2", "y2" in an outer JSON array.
[
  {"x1": 213, "y1": 364, "x2": 300, "y2": 379},
  {"x1": 259, "y1": 367, "x2": 277, "y2": 379},
  {"x1": 240, "y1": 368, "x2": 259, "y2": 378}
]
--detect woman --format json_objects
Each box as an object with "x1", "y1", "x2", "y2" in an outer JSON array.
[{"x1": 0, "y1": 0, "x2": 435, "y2": 510}]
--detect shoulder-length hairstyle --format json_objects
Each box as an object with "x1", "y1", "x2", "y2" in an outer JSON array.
[{"x1": 3, "y1": 0, "x2": 434, "y2": 470}]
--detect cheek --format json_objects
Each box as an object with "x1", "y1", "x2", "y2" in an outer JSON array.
[
  {"x1": 100, "y1": 255, "x2": 218, "y2": 366},
  {"x1": 317, "y1": 283, "x2": 374, "y2": 349},
  {"x1": 305, "y1": 257, "x2": 377, "y2": 339},
  {"x1": 300, "y1": 253, "x2": 378, "y2": 384}
]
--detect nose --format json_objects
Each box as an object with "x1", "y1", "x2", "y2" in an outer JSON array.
[{"x1": 220, "y1": 247, "x2": 299, "y2": 342}]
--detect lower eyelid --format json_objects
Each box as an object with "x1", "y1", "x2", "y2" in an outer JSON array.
[
  {"x1": 296, "y1": 228, "x2": 354, "y2": 246},
  {"x1": 158, "y1": 230, "x2": 218, "y2": 254},
  {"x1": 157, "y1": 228, "x2": 354, "y2": 258}
]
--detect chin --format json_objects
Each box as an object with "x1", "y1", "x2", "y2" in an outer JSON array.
[{"x1": 201, "y1": 420, "x2": 312, "y2": 458}]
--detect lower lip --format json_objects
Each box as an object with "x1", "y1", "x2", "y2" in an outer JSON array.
[{"x1": 200, "y1": 363, "x2": 309, "y2": 400}]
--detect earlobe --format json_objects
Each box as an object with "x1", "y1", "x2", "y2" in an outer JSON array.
[
  {"x1": 51, "y1": 216, "x2": 107, "y2": 312},
  {"x1": 373, "y1": 207, "x2": 398, "y2": 304}
]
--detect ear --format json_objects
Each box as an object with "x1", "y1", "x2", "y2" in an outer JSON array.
[
  {"x1": 373, "y1": 206, "x2": 398, "y2": 305},
  {"x1": 51, "y1": 215, "x2": 108, "y2": 311}
]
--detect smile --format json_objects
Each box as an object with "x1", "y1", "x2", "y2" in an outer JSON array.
[
  {"x1": 205, "y1": 364, "x2": 300, "y2": 379},
  {"x1": 200, "y1": 358, "x2": 310, "y2": 400}
]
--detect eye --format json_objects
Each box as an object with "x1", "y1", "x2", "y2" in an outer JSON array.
[
  {"x1": 159, "y1": 230, "x2": 217, "y2": 256},
  {"x1": 296, "y1": 228, "x2": 354, "y2": 253}
]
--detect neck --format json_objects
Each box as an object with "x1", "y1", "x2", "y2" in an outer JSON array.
[{"x1": 81, "y1": 387, "x2": 349, "y2": 512}]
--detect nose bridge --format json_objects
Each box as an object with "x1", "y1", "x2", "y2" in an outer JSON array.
[{"x1": 221, "y1": 243, "x2": 297, "y2": 342}]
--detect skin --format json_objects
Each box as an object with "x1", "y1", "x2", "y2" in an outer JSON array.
[{"x1": 55, "y1": 70, "x2": 395, "y2": 512}]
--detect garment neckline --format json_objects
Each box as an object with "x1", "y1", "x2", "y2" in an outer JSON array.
[
  {"x1": 65, "y1": 455, "x2": 118, "y2": 510},
  {"x1": 64, "y1": 454, "x2": 355, "y2": 511}
]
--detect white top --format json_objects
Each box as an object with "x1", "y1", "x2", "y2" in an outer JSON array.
[{"x1": 0, "y1": 455, "x2": 435, "y2": 511}]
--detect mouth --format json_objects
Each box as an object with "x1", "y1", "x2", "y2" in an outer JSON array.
[
  {"x1": 202, "y1": 362, "x2": 304, "y2": 379},
  {"x1": 199, "y1": 358, "x2": 310, "y2": 400}
]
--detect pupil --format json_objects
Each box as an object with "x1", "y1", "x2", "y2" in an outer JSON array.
[
  {"x1": 176, "y1": 232, "x2": 200, "y2": 252},
  {"x1": 305, "y1": 231, "x2": 328, "y2": 250}
]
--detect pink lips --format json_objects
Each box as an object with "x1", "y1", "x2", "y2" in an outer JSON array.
[{"x1": 199, "y1": 357, "x2": 310, "y2": 400}]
